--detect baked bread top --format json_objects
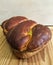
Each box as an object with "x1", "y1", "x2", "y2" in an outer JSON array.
[{"x1": 1, "y1": 16, "x2": 52, "y2": 52}]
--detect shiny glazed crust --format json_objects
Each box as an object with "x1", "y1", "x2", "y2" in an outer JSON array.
[
  {"x1": 1, "y1": 16, "x2": 28, "y2": 35},
  {"x1": 1, "y1": 16, "x2": 52, "y2": 58},
  {"x1": 12, "y1": 40, "x2": 50, "y2": 59}
]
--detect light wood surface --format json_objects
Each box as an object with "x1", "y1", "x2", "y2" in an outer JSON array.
[{"x1": 0, "y1": 26, "x2": 53, "y2": 65}]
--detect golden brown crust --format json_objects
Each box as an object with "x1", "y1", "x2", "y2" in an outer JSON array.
[
  {"x1": 6, "y1": 21, "x2": 51, "y2": 52},
  {"x1": 27, "y1": 24, "x2": 52, "y2": 51},
  {"x1": 12, "y1": 40, "x2": 51, "y2": 59},
  {"x1": 7, "y1": 20, "x2": 37, "y2": 51},
  {"x1": 1, "y1": 16, "x2": 28, "y2": 35}
]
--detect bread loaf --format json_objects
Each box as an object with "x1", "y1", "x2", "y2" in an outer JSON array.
[{"x1": 1, "y1": 16, "x2": 52, "y2": 58}]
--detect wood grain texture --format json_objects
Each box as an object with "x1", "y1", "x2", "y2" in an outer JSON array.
[{"x1": 0, "y1": 26, "x2": 53, "y2": 65}]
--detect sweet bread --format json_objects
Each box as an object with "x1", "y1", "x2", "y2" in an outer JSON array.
[{"x1": 1, "y1": 16, "x2": 52, "y2": 58}]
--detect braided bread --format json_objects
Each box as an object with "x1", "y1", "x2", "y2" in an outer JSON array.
[{"x1": 1, "y1": 16, "x2": 52, "y2": 58}]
